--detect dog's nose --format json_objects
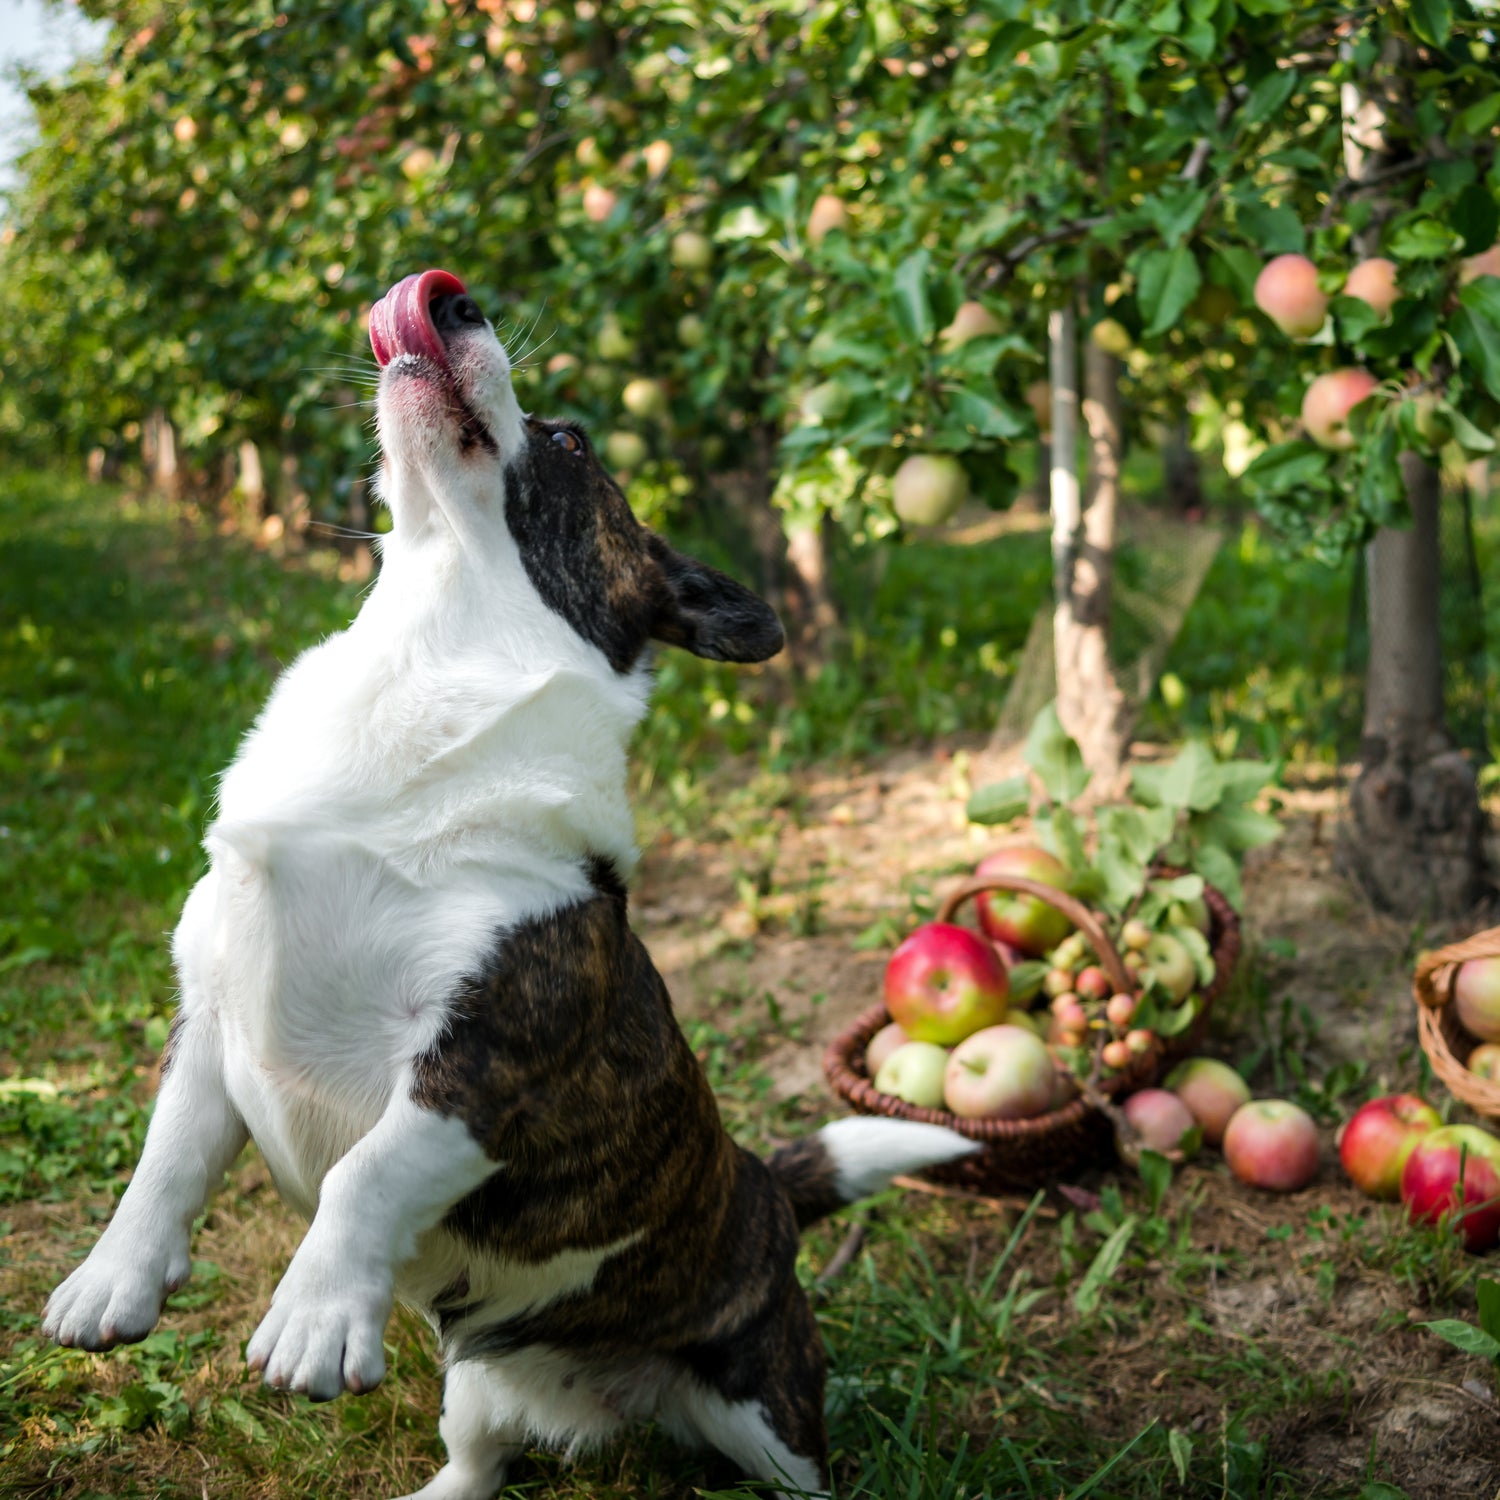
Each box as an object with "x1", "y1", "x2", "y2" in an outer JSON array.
[{"x1": 430, "y1": 293, "x2": 486, "y2": 334}]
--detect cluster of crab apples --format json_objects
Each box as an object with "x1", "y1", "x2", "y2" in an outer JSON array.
[
  {"x1": 867, "y1": 846, "x2": 1322, "y2": 1190},
  {"x1": 1339, "y1": 958, "x2": 1500, "y2": 1254}
]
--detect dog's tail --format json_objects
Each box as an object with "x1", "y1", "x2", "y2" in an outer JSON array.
[{"x1": 766, "y1": 1118, "x2": 980, "y2": 1230}]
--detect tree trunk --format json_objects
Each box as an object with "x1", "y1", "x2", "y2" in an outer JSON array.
[
  {"x1": 782, "y1": 517, "x2": 840, "y2": 672},
  {"x1": 1335, "y1": 61, "x2": 1490, "y2": 913},
  {"x1": 147, "y1": 409, "x2": 179, "y2": 497},
  {"x1": 1341, "y1": 456, "x2": 1488, "y2": 912},
  {"x1": 1052, "y1": 305, "x2": 1131, "y2": 781},
  {"x1": 237, "y1": 439, "x2": 266, "y2": 522}
]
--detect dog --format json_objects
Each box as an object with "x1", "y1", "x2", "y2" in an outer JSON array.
[{"x1": 43, "y1": 268, "x2": 977, "y2": 1499}]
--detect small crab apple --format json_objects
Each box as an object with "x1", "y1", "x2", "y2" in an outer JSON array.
[
  {"x1": 1106, "y1": 993, "x2": 1136, "y2": 1028},
  {"x1": 1121, "y1": 919, "x2": 1152, "y2": 952},
  {"x1": 1101, "y1": 1040, "x2": 1131, "y2": 1070},
  {"x1": 1125, "y1": 1028, "x2": 1155, "y2": 1056},
  {"x1": 1076, "y1": 966, "x2": 1111, "y2": 1002}
]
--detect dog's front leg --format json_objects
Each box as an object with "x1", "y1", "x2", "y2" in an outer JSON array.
[
  {"x1": 247, "y1": 1086, "x2": 495, "y2": 1402},
  {"x1": 45, "y1": 1009, "x2": 248, "y2": 1350}
]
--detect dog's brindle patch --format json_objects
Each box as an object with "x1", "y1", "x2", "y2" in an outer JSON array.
[
  {"x1": 505, "y1": 420, "x2": 784, "y2": 674},
  {"x1": 411, "y1": 856, "x2": 827, "y2": 1475}
]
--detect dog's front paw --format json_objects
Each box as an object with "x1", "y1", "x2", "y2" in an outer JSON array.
[
  {"x1": 44, "y1": 1231, "x2": 191, "y2": 1350},
  {"x1": 247, "y1": 1248, "x2": 391, "y2": 1402}
]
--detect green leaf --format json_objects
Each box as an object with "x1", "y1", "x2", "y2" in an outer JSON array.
[
  {"x1": 1241, "y1": 68, "x2": 1297, "y2": 128},
  {"x1": 1449, "y1": 405, "x2": 1497, "y2": 456},
  {"x1": 1420, "y1": 1318, "x2": 1500, "y2": 1360},
  {"x1": 1073, "y1": 1216, "x2": 1137, "y2": 1315},
  {"x1": 946, "y1": 387, "x2": 1026, "y2": 438},
  {"x1": 1025, "y1": 702, "x2": 1091, "y2": 805},
  {"x1": 1051, "y1": 805, "x2": 1089, "y2": 875},
  {"x1": 1192, "y1": 842, "x2": 1242, "y2": 909},
  {"x1": 1477, "y1": 1278, "x2": 1500, "y2": 1343},
  {"x1": 1408, "y1": 0, "x2": 1452, "y2": 47},
  {"x1": 1191, "y1": 803, "x2": 1283, "y2": 853},
  {"x1": 1453, "y1": 296, "x2": 1500, "y2": 402},
  {"x1": 1235, "y1": 201, "x2": 1303, "y2": 254},
  {"x1": 1138, "y1": 244, "x2": 1202, "y2": 337},
  {"x1": 1007, "y1": 960, "x2": 1048, "y2": 1006},
  {"x1": 1240, "y1": 440, "x2": 1331, "y2": 494},
  {"x1": 1331, "y1": 294, "x2": 1383, "y2": 345},
  {"x1": 1140, "y1": 741, "x2": 1223, "y2": 812},
  {"x1": 715, "y1": 205, "x2": 771, "y2": 241},
  {"x1": 1387, "y1": 218, "x2": 1460, "y2": 261},
  {"x1": 892, "y1": 250, "x2": 933, "y2": 345},
  {"x1": 967, "y1": 775, "x2": 1031, "y2": 826},
  {"x1": 1145, "y1": 187, "x2": 1211, "y2": 248},
  {"x1": 1138, "y1": 1150, "x2": 1173, "y2": 1214},
  {"x1": 1168, "y1": 1427, "x2": 1194, "y2": 1484},
  {"x1": 1454, "y1": 186, "x2": 1500, "y2": 257}
]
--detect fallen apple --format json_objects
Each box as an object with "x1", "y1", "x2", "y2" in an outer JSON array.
[
  {"x1": 875, "y1": 1041, "x2": 951, "y2": 1109},
  {"x1": 1454, "y1": 956, "x2": 1500, "y2": 1043},
  {"x1": 1401, "y1": 1124, "x2": 1500, "y2": 1252},
  {"x1": 1164, "y1": 1057, "x2": 1250, "y2": 1147},
  {"x1": 865, "y1": 1021, "x2": 910, "y2": 1078},
  {"x1": 1302, "y1": 369, "x2": 1378, "y2": 451},
  {"x1": 884, "y1": 922, "x2": 1009, "y2": 1046},
  {"x1": 1338, "y1": 1093, "x2": 1442, "y2": 1200},
  {"x1": 1123, "y1": 1089, "x2": 1199, "y2": 1155},
  {"x1": 892, "y1": 454, "x2": 969, "y2": 526},
  {"x1": 1223, "y1": 1099, "x2": 1320, "y2": 1192},
  {"x1": 943, "y1": 1025, "x2": 1055, "y2": 1120},
  {"x1": 974, "y1": 847, "x2": 1073, "y2": 957},
  {"x1": 1254, "y1": 253, "x2": 1327, "y2": 338}
]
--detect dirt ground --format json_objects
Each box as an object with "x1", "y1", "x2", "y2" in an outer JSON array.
[{"x1": 634, "y1": 736, "x2": 1500, "y2": 1499}]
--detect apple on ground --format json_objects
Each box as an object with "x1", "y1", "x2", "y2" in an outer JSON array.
[
  {"x1": 1223, "y1": 1099, "x2": 1321, "y2": 1192},
  {"x1": 1401, "y1": 1124, "x2": 1500, "y2": 1252},
  {"x1": 807, "y1": 193, "x2": 849, "y2": 246},
  {"x1": 1302, "y1": 369, "x2": 1378, "y2": 451},
  {"x1": 1344, "y1": 257, "x2": 1398, "y2": 317},
  {"x1": 1469, "y1": 1043, "x2": 1500, "y2": 1082},
  {"x1": 892, "y1": 454, "x2": 969, "y2": 526},
  {"x1": 1254, "y1": 254, "x2": 1327, "y2": 338},
  {"x1": 939, "y1": 300, "x2": 1004, "y2": 352},
  {"x1": 1338, "y1": 1093, "x2": 1442, "y2": 1200},
  {"x1": 1123, "y1": 1089, "x2": 1199, "y2": 1155},
  {"x1": 865, "y1": 1021, "x2": 910, "y2": 1078},
  {"x1": 974, "y1": 846, "x2": 1073, "y2": 957},
  {"x1": 874, "y1": 1042, "x2": 951, "y2": 1109},
  {"x1": 884, "y1": 922, "x2": 1009, "y2": 1046},
  {"x1": 1454, "y1": 957, "x2": 1500, "y2": 1042},
  {"x1": 943, "y1": 1025, "x2": 1055, "y2": 1120},
  {"x1": 1165, "y1": 1057, "x2": 1251, "y2": 1147}
]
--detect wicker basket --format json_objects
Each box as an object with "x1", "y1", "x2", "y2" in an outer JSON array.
[
  {"x1": 1415, "y1": 929, "x2": 1500, "y2": 1118},
  {"x1": 823, "y1": 872, "x2": 1241, "y2": 1192}
]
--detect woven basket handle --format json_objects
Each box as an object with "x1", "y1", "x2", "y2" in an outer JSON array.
[{"x1": 937, "y1": 874, "x2": 1132, "y2": 997}]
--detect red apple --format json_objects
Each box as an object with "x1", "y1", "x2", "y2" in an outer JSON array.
[
  {"x1": 1164, "y1": 1058, "x2": 1251, "y2": 1147},
  {"x1": 1338, "y1": 1094, "x2": 1442, "y2": 1200},
  {"x1": 884, "y1": 923, "x2": 1009, "y2": 1046},
  {"x1": 865, "y1": 1021, "x2": 910, "y2": 1078},
  {"x1": 938, "y1": 300, "x2": 1004, "y2": 352},
  {"x1": 973, "y1": 847, "x2": 1073, "y2": 957},
  {"x1": 807, "y1": 193, "x2": 849, "y2": 246},
  {"x1": 1076, "y1": 966, "x2": 1111, "y2": 1002},
  {"x1": 1254, "y1": 253, "x2": 1327, "y2": 338},
  {"x1": 1223, "y1": 1099, "x2": 1320, "y2": 1192},
  {"x1": 1344, "y1": 257, "x2": 1398, "y2": 317},
  {"x1": 874, "y1": 1042, "x2": 950, "y2": 1109},
  {"x1": 1401, "y1": 1125, "x2": 1500, "y2": 1252},
  {"x1": 583, "y1": 184, "x2": 618, "y2": 223},
  {"x1": 1123, "y1": 1089, "x2": 1199, "y2": 1155},
  {"x1": 1302, "y1": 368, "x2": 1378, "y2": 451},
  {"x1": 943, "y1": 1025, "x2": 1055, "y2": 1120},
  {"x1": 1461, "y1": 244, "x2": 1500, "y2": 285},
  {"x1": 1455, "y1": 957, "x2": 1500, "y2": 1042}
]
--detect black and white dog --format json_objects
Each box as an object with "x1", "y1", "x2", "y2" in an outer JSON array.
[{"x1": 44, "y1": 269, "x2": 976, "y2": 1499}]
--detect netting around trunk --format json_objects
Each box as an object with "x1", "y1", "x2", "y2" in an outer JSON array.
[
  {"x1": 1343, "y1": 475, "x2": 1495, "y2": 762},
  {"x1": 993, "y1": 517, "x2": 1225, "y2": 745}
]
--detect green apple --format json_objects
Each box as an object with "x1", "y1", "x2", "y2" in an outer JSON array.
[
  {"x1": 875, "y1": 1041, "x2": 951, "y2": 1108},
  {"x1": 1140, "y1": 932, "x2": 1195, "y2": 1002}
]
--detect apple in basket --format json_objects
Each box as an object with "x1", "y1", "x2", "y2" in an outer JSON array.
[
  {"x1": 884, "y1": 922, "x2": 1009, "y2": 1046},
  {"x1": 873, "y1": 1042, "x2": 951, "y2": 1110},
  {"x1": 942, "y1": 1024, "x2": 1055, "y2": 1120},
  {"x1": 1338, "y1": 1094, "x2": 1441, "y2": 1201},
  {"x1": 1401, "y1": 1124, "x2": 1500, "y2": 1253},
  {"x1": 1455, "y1": 957, "x2": 1500, "y2": 1043},
  {"x1": 972, "y1": 847, "x2": 1074, "y2": 957}
]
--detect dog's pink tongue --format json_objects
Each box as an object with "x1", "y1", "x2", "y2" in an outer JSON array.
[{"x1": 369, "y1": 269, "x2": 467, "y2": 369}]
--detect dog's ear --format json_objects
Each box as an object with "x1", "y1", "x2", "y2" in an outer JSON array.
[{"x1": 646, "y1": 534, "x2": 784, "y2": 663}]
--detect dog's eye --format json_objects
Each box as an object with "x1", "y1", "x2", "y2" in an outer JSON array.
[{"x1": 552, "y1": 430, "x2": 583, "y2": 455}]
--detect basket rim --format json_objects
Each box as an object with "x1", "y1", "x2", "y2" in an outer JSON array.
[{"x1": 1413, "y1": 927, "x2": 1500, "y2": 1118}]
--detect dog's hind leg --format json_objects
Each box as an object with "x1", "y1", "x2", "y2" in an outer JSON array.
[
  {"x1": 393, "y1": 1361, "x2": 524, "y2": 1500},
  {"x1": 668, "y1": 1278, "x2": 830, "y2": 1500}
]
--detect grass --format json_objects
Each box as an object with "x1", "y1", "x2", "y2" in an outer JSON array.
[{"x1": 3, "y1": 465, "x2": 1500, "y2": 1498}]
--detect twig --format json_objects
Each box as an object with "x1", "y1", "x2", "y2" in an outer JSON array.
[
  {"x1": 891, "y1": 1173, "x2": 1057, "y2": 1216},
  {"x1": 1319, "y1": 155, "x2": 1429, "y2": 226},
  {"x1": 813, "y1": 1220, "x2": 867, "y2": 1296},
  {"x1": 970, "y1": 215, "x2": 1113, "y2": 290}
]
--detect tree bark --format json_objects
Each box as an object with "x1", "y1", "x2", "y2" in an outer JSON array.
[
  {"x1": 1052, "y1": 306, "x2": 1131, "y2": 781},
  {"x1": 148, "y1": 409, "x2": 179, "y2": 497},
  {"x1": 1335, "y1": 59, "x2": 1490, "y2": 913},
  {"x1": 237, "y1": 439, "x2": 266, "y2": 522},
  {"x1": 1341, "y1": 456, "x2": 1488, "y2": 913}
]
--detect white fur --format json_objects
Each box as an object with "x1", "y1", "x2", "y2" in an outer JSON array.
[{"x1": 817, "y1": 1117, "x2": 981, "y2": 1202}]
